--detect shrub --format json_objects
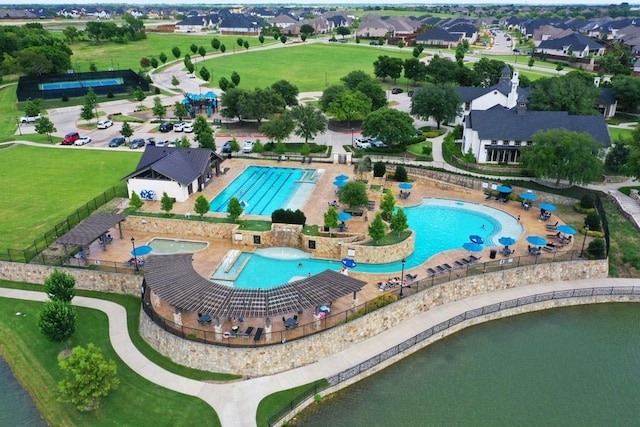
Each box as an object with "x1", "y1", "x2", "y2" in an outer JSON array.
[
  {"x1": 347, "y1": 294, "x2": 397, "y2": 321},
  {"x1": 394, "y1": 165, "x2": 407, "y2": 182},
  {"x1": 406, "y1": 135, "x2": 427, "y2": 145},
  {"x1": 422, "y1": 146, "x2": 432, "y2": 156},
  {"x1": 373, "y1": 161, "x2": 386, "y2": 177},
  {"x1": 587, "y1": 238, "x2": 606, "y2": 258},
  {"x1": 585, "y1": 211, "x2": 601, "y2": 232},
  {"x1": 580, "y1": 194, "x2": 595, "y2": 209},
  {"x1": 424, "y1": 130, "x2": 445, "y2": 138},
  {"x1": 107, "y1": 91, "x2": 114, "y2": 98},
  {"x1": 62, "y1": 94, "x2": 69, "y2": 102},
  {"x1": 272, "y1": 209, "x2": 306, "y2": 225},
  {"x1": 451, "y1": 124, "x2": 463, "y2": 139}
]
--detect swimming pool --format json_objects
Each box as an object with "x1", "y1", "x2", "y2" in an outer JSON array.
[
  {"x1": 211, "y1": 198, "x2": 523, "y2": 289},
  {"x1": 39, "y1": 78, "x2": 124, "y2": 91},
  {"x1": 209, "y1": 166, "x2": 319, "y2": 216},
  {"x1": 148, "y1": 238, "x2": 208, "y2": 254}
]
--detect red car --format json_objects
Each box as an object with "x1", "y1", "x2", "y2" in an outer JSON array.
[{"x1": 61, "y1": 132, "x2": 80, "y2": 145}]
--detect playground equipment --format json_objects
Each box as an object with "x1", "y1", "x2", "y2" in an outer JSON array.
[{"x1": 183, "y1": 92, "x2": 218, "y2": 118}]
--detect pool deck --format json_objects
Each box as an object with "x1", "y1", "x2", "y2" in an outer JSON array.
[{"x1": 89, "y1": 157, "x2": 579, "y2": 332}]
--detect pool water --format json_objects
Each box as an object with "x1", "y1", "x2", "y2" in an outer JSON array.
[
  {"x1": 211, "y1": 199, "x2": 523, "y2": 289},
  {"x1": 209, "y1": 166, "x2": 319, "y2": 216},
  {"x1": 147, "y1": 238, "x2": 208, "y2": 254}
]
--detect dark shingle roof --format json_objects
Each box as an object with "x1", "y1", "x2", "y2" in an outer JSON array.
[
  {"x1": 538, "y1": 32, "x2": 603, "y2": 51},
  {"x1": 415, "y1": 28, "x2": 459, "y2": 43},
  {"x1": 123, "y1": 146, "x2": 216, "y2": 186},
  {"x1": 56, "y1": 213, "x2": 126, "y2": 246},
  {"x1": 598, "y1": 87, "x2": 616, "y2": 106},
  {"x1": 220, "y1": 14, "x2": 257, "y2": 29},
  {"x1": 144, "y1": 254, "x2": 366, "y2": 318},
  {"x1": 445, "y1": 22, "x2": 478, "y2": 38},
  {"x1": 468, "y1": 105, "x2": 610, "y2": 147}
]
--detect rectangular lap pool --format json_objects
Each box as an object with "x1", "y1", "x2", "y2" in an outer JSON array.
[
  {"x1": 209, "y1": 165, "x2": 320, "y2": 216},
  {"x1": 39, "y1": 78, "x2": 124, "y2": 91}
]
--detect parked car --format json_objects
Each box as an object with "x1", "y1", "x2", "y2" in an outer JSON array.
[
  {"x1": 159, "y1": 122, "x2": 174, "y2": 132},
  {"x1": 108, "y1": 137, "x2": 125, "y2": 147},
  {"x1": 61, "y1": 132, "x2": 80, "y2": 145},
  {"x1": 222, "y1": 140, "x2": 233, "y2": 153},
  {"x1": 156, "y1": 140, "x2": 168, "y2": 147},
  {"x1": 354, "y1": 138, "x2": 371, "y2": 149},
  {"x1": 146, "y1": 137, "x2": 156, "y2": 146},
  {"x1": 416, "y1": 129, "x2": 424, "y2": 136},
  {"x1": 20, "y1": 114, "x2": 42, "y2": 124},
  {"x1": 182, "y1": 122, "x2": 193, "y2": 133},
  {"x1": 173, "y1": 122, "x2": 185, "y2": 132},
  {"x1": 168, "y1": 140, "x2": 177, "y2": 147},
  {"x1": 242, "y1": 140, "x2": 255, "y2": 153},
  {"x1": 97, "y1": 119, "x2": 114, "y2": 129},
  {"x1": 74, "y1": 136, "x2": 92, "y2": 146},
  {"x1": 370, "y1": 139, "x2": 386, "y2": 148},
  {"x1": 369, "y1": 41, "x2": 379, "y2": 46},
  {"x1": 130, "y1": 138, "x2": 145, "y2": 149},
  {"x1": 391, "y1": 87, "x2": 403, "y2": 94}
]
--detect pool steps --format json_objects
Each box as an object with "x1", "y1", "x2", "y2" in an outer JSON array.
[
  {"x1": 222, "y1": 249, "x2": 241, "y2": 273},
  {"x1": 211, "y1": 250, "x2": 250, "y2": 286}
]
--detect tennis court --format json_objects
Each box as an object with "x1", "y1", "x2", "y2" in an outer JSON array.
[{"x1": 39, "y1": 77, "x2": 124, "y2": 91}]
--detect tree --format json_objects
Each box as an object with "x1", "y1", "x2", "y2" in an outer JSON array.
[
  {"x1": 220, "y1": 87, "x2": 248, "y2": 121},
  {"x1": 290, "y1": 104, "x2": 328, "y2": 143},
  {"x1": 319, "y1": 84, "x2": 346, "y2": 111},
  {"x1": 556, "y1": 63, "x2": 564, "y2": 73},
  {"x1": 394, "y1": 165, "x2": 407, "y2": 182},
  {"x1": 120, "y1": 122, "x2": 134, "y2": 141},
  {"x1": 140, "y1": 57, "x2": 150, "y2": 69},
  {"x1": 44, "y1": 269, "x2": 76, "y2": 302},
  {"x1": 190, "y1": 43, "x2": 198, "y2": 54},
  {"x1": 338, "y1": 180, "x2": 368, "y2": 209},
  {"x1": 362, "y1": 108, "x2": 415, "y2": 147},
  {"x1": 80, "y1": 88, "x2": 98, "y2": 122},
  {"x1": 472, "y1": 58, "x2": 508, "y2": 87},
  {"x1": 368, "y1": 213, "x2": 387, "y2": 243},
  {"x1": 133, "y1": 86, "x2": 146, "y2": 105},
  {"x1": 152, "y1": 97, "x2": 166, "y2": 120},
  {"x1": 237, "y1": 37, "x2": 244, "y2": 47},
  {"x1": 528, "y1": 57, "x2": 535, "y2": 69},
  {"x1": 259, "y1": 35, "x2": 265, "y2": 44},
  {"x1": 356, "y1": 80, "x2": 387, "y2": 111},
  {"x1": 328, "y1": 90, "x2": 372, "y2": 127},
  {"x1": 171, "y1": 75, "x2": 180, "y2": 89},
  {"x1": 341, "y1": 70, "x2": 372, "y2": 90},
  {"x1": 390, "y1": 207, "x2": 409, "y2": 237},
  {"x1": 160, "y1": 192, "x2": 174, "y2": 215},
  {"x1": 373, "y1": 161, "x2": 386, "y2": 178},
  {"x1": 227, "y1": 197, "x2": 243, "y2": 221},
  {"x1": 301, "y1": 34, "x2": 307, "y2": 42},
  {"x1": 300, "y1": 24, "x2": 315, "y2": 36},
  {"x1": 129, "y1": 191, "x2": 143, "y2": 211},
  {"x1": 24, "y1": 99, "x2": 42, "y2": 117},
  {"x1": 63, "y1": 26, "x2": 79, "y2": 43},
  {"x1": 528, "y1": 74, "x2": 599, "y2": 115},
  {"x1": 194, "y1": 195, "x2": 210, "y2": 218},
  {"x1": 219, "y1": 77, "x2": 232, "y2": 92},
  {"x1": 455, "y1": 43, "x2": 466, "y2": 66},
  {"x1": 198, "y1": 46, "x2": 206, "y2": 60},
  {"x1": 211, "y1": 38, "x2": 220, "y2": 50},
  {"x1": 520, "y1": 128, "x2": 605, "y2": 185},
  {"x1": 336, "y1": 26, "x2": 351, "y2": 38},
  {"x1": 376, "y1": 185, "x2": 395, "y2": 218},
  {"x1": 35, "y1": 117, "x2": 56, "y2": 143},
  {"x1": 324, "y1": 206, "x2": 339, "y2": 233},
  {"x1": 159, "y1": 52, "x2": 167, "y2": 64},
  {"x1": 239, "y1": 88, "x2": 285, "y2": 125},
  {"x1": 373, "y1": 55, "x2": 403, "y2": 82},
  {"x1": 230, "y1": 137, "x2": 241, "y2": 153},
  {"x1": 172, "y1": 46, "x2": 181, "y2": 59},
  {"x1": 271, "y1": 80, "x2": 299, "y2": 106},
  {"x1": 425, "y1": 55, "x2": 459, "y2": 84},
  {"x1": 605, "y1": 139, "x2": 630, "y2": 173},
  {"x1": 150, "y1": 57, "x2": 158, "y2": 69},
  {"x1": 259, "y1": 113, "x2": 295, "y2": 144},
  {"x1": 231, "y1": 71, "x2": 240, "y2": 87},
  {"x1": 58, "y1": 343, "x2": 119, "y2": 412},
  {"x1": 280, "y1": 35, "x2": 287, "y2": 45},
  {"x1": 199, "y1": 66, "x2": 210, "y2": 82},
  {"x1": 39, "y1": 300, "x2": 76, "y2": 343},
  {"x1": 193, "y1": 115, "x2": 215, "y2": 150},
  {"x1": 403, "y1": 58, "x2": 428, "y2": 83},
  {"x1": 243, "y1": 40, "x2": 249, "y2": 50},
  {"x1": 220, "y1": 44, "x2": 226, "y2": 53},
  {"x1": 611, "y1": 75, "x2": 640, "y2": 112},
  {"x1": 410, "y1": 85, "x2": 462, "y2": 129}
]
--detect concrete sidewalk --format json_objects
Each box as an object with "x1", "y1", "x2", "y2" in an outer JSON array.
[{"x1": 1, "y1": 278, "x2": 636, "y2": 426}]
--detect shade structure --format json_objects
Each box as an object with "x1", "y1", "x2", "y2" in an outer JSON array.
[
  {"x1": 539, "y1": 203, "x2": 557, "y2": 212},
  {"x1": 240, "y1": 200, "x2": 249, "y2": 208},
  {"x1": 526, "y1": 236, "x2": 547, "y2": 246},
  {"x1": 519, "y1": 192, "x2": 537, "y2": 201},
  {"x1": 469, "y1": 235, "x2": 484, "y2": 244},
  {"x1": 556, "y1": 225, "x2": 576, "y2": 235},
  {"x1": 335, "y1": 174, "x2": 349, "y2": 181},
  {"x1": 462, "y1": 242, "x2": 484, "y2": 252},
  {"x1": 338, "y1": 212, "x2": 352, "y2": 221},
  {"x1": 498, "y1": 236, "x2": 516, "y2": 247},
  {"x1": 333, "y1": 180, "x2": 347, "y2": 188},
  {"x1": 399, "y1": 182, "x2": 413, "y2": 190},
  {"x1": 497, "y1": 185, "x2": 513, "y2": 193},
  {"x1": 131, "y1": 245, "x2": 152, "y2": 256},
  {"x1": 341, "y1": 258, "x2": 357, "y2": 268}
]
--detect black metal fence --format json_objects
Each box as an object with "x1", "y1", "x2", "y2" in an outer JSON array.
[
  {"x1": 1, "y1": 186, "x2": 128, "y2": 263},
  {"x1": 267, "y1": 284, "x2": 640, "y2": 426},
  {"x1": 594, "y1": 194, "x2": 610, "y2": 256}
]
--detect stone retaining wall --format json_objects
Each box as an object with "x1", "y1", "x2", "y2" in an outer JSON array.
[
  {"x1": 139, "y1": 258, "x2": 608, "y2": 377},
  {"x1": 122, "y1": 215, "x2": 238, "y2": 240},
  {"x1": 0, "y1": 261, "x2": 142, "y2": 295}
]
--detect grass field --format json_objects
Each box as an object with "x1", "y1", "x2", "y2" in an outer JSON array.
[
  {"x1": 0, "y1": 84, "x2": 19, "y2": 140},
  {"x1": 608, "y1": 127, "x2": 633, "y2": 142},
  {"x1": 0, "y1": 296, "x2": 219, "y2": 426},
  {"x1": 0, "y1": 145, "x2": 141, "y2": 249},
  {"x1": 199, "y1": 43, "x2": 416, "y2": 92},
  {"x1": 63, "y1": 33, "x2": 277, "y2": 73}
]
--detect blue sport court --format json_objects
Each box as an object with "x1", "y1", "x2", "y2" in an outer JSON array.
[{"x1": 39, "y1": 78, "x2": 124, "y2": 91}]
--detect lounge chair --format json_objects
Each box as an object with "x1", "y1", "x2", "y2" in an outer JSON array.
[
  {"x1": 405, "y1": 273, "x2": 418, "y2": 281},
  {"x1": 454, "y1": 260, "x2": 465, "y2": 268},
  {"x1": 545, "y1": 221, "x2": 559, "y2": 230},
  {"x1": 442, "y1": 263, "x2": 453, "y2": 270},
  {"x1": 427, "y1": 267, "x2": 437, "y2": 276},
  {"x1": 241, "y1": 327, "x2": 254, "y2": 338},
  {"x1": 469, "y1": 255, "x2": 481, "y2": 263},
  {"x1": 436, "y1": 265, "x2": 445, "y2": 272},
  {"x1": 253, "y1": 327, "x2": 264, "y2": 341}
]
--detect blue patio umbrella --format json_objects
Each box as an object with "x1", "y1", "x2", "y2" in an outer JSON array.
[
  {"x1": 338, "y1": 212, "x2": 352, "y2": 221},
  {"x1": 469, "y1": 235, "x2": 484, "y2": 244},
  {"x1": 498, "y1": 236, "x2": 516, "y2": 247},
  {"x1": 526, "y1": 235, "x2": 547, "y2": 246},
  {"x1": 342, "y1": 258, "x2": 357, "y2": 268},
  {"x1": 519, "y1": 192, "x2": 537, "y2": 201},
  {"x1": 333, "y1": 180, "x2": 347, "y2": 188},
  {"x1": 463, "y1": 242, "x2": 484, "y2": 252},
  {"x1": 497, "y1": 185, "x2": 513, "y2": 193},
  {"x1": 335, "y1": 174, "x2": 349, "y2": 181},
  {"x1": 399, "y1": 182, "x2": 413, "y2": 190},
  {"x1": 240, "y1": 200, "x2": 249, "y2": 208},
  {"x1": 539, "y1": 203, "x2": 557, "y2": 212},
  {"x1": 556, "y1": 225, "x2": 576, "y2": 235},
  {"x1": 130, "y1": 245, "x2": 152, "y2": 256}
]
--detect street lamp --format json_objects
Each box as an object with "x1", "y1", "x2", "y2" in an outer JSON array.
[
  {"x1": 131, "y1": 237, "x2": 139, "y2": 272},
  {"x1": 351, "y1": 128, "x2": 354, "y2": 147},
  {"x1": 399, "y1": 258, "x2": 406, "y2": 297},
  {"x1": 580, "y1": 225, "x2": 590, "y2": 258}
]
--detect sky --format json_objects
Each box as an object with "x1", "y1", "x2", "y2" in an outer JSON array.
[{"x1": 5, "y1": 1, "x2": 637, "y2": 5}]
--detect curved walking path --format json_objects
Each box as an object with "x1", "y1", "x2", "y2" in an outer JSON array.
[{"x1": 1, "y1": 278, "x2": 637, "y2": 426}]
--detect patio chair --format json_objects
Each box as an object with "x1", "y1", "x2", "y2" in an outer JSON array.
[
  {"x1": 469, "y1": 255, "x2": 481, "y2": 263},
  {"x1": 253, "y1": 327, "x2": 264, "y2": 342},
  {"x1": 442, "y1": 263, "x2": 453, "y2": 270},
  {"x1": 453, "y1": 260, "x2": 465, "y2": 268},
  {"x1": 427, "y1": 267, "x2": 437, "y2": 276},
  {"x1": 436, "y1": 265, "x2": 445, "y2": 272},
  {"x1": 405, "y1": 273, "x2": 418, "y2": 281}
]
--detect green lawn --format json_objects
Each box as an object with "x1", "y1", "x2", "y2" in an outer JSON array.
[
  {"x1": 63, "y1": 33, "x2": 277, "y2": 73},
  {"x1": 0, "y1": 297, "x2": 219, "y2": 426},
  {"x1": 256, "y1": 380, "x2": 328, "y2": 427},
  {"x1": 0, "y1": 146, "x2": 141, "y2": 249},
  {"x1": 0, "y1": 84, "x2": 19, "y2": 140},
  {"x1": 199, "y1": 43, "x2": 415, "y2": 92},
  {"x1": 608, "y1": 127, "x2": 633, "y2": 142}
]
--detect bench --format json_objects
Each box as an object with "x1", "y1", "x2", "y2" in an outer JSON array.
[{"x1": 343, "y1": 209, "x2": 364, "y2": 217}]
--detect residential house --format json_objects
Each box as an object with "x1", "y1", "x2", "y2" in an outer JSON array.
[
  {"x1": 271, "y1": 13, "x2": 297, "y2": 29},
  {"x1": 175, "y1": 15, "x2": 217, "y2": 32},
  {"x1": 538, "y1": 32, "x2": 605, "y2": 58},
  {"x1": 123, "y1": 146, "x2": 223, "y2": 203},
  {"x1": 444, "y1": 22, "x2": 479, "y2": 45},
  {"x1": 415, "y1": 28, "x2": 460, "y2": 48},
  {"x1": 219, "y1": 14, "x2": 262, "y2": 35},
  {"x1": 356, "y1": 14, "x2": 392, "y2": 39},
  {"x1": 532, "y1": 25, "x2": 574, "y2": 46}
]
